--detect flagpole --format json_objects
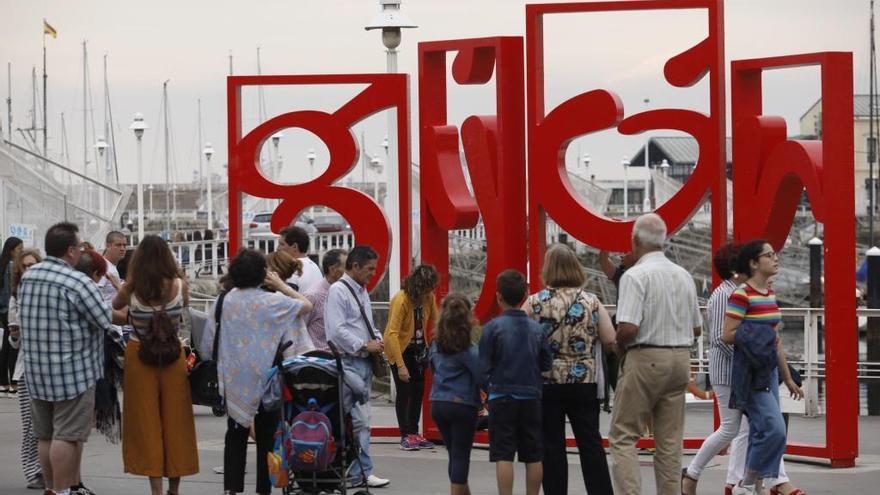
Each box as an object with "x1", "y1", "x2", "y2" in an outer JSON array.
[{"x1": 42, "y1": 19, "x2": 48, "y2": 157}]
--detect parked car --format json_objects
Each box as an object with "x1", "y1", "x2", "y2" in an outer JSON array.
[
  {"x1": 246, "y1": 212, "x2": 317, "y2": 236},
  {"x1": 312, "y1": 213, "x2": 349, "y2": 233}
]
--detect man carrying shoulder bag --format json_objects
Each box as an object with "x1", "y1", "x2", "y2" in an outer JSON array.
[{"x1": 325, "y1": 245, "x2": 390, "y2": 489}]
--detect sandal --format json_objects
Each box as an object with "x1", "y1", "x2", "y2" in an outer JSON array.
[
  {"x1": 770, "y1": 489, "x2": 806, "y2": 495},
  {"x1": 680, "y1": 468, "x2": 698, "y2": 495}
]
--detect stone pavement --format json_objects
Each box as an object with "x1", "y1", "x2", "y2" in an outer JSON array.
[{"x1": 1, "y1": 395, "x2": 879, "y2": 494}]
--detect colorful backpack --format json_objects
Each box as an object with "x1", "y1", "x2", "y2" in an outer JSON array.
[{"x1": 288, "y1": 398, "x2": 337, "y2": 472}]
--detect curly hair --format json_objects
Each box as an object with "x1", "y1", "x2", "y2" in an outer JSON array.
[
  {"x1": 713, "y1": 242, "x2": 741, "y2": 280},
  {"x1": 128, "y1": 235, "x2": 180, "y2": 303},
  {"x1": 266, "y1": 250, "x2": 303, "y2": 281},
  {"x1": 11, "y1": 248, "x2": 42, "y2": 298},
  {"x1": 229, "y1": 249, "x2": 267, "y2": 289},
  {"x1": 435, "y1": 294, "x2": 475, "y2": 355},
  {"x1": 403, "y1": 264, "x2": 439, "y2": 302}
]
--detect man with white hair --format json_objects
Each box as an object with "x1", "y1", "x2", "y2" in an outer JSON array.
[{"x1": 609, "y1": 213, "x2": 703, "y2": 495}]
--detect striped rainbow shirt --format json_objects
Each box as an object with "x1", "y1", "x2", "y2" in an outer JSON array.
[{"x1": 725, "y1": 283, "x2": 781, "y2": 327}]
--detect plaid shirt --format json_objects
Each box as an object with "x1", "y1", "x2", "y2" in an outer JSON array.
[{"x1": 19, "y1": 256, "x2": 112, "y2": 401}]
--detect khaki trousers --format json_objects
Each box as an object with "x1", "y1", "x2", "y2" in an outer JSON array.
[{"x1": 609, "y1": 347, "x2": 690, "y2": 495}]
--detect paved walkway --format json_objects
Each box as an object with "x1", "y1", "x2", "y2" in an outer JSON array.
[{"x1": 1, "y1": 395, "x2": 879, "y2": 494}]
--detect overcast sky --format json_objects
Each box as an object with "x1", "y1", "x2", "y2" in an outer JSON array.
[{"x1": 0, "y1": 0, "x2": 870, "y2": 187}]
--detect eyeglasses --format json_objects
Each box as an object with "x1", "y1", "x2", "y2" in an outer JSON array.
[{"x1": 757, "y1": 250, "x2": 778, "y2": 259}]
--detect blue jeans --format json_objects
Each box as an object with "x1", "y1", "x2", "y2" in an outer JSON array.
[
  {"x1": 744, "y1": 368, "x2": 787, "y2": 479},
  {"x1": 345, "y1": 356, "x2": 373, "y2": 480}
]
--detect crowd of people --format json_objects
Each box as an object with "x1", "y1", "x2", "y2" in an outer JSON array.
[{"x1": 0, "y1": 213, "x2": 806, "y2": 495}]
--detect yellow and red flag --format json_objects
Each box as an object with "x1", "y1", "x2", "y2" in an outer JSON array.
[{"x1": 43, "y1": 19, "x2": 57, "y2": 38}]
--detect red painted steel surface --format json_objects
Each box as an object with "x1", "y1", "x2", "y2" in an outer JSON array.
[
  {"x1": 731, "y1": 52, "x2": 857, "y2": 467},
  {"x1": 226, "y1": 74, "x2": 412, "y2": 290},
  {"x1": 225, "y1": 1, "x2": 857, "y2": 467},
  {"x1": 526, "y1": 0, "x2": 727, "y2": 285}
]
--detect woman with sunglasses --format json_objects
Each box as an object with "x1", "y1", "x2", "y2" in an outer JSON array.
[{"x1": 722, "y1": 240, "x2": 804, "y2": 495}]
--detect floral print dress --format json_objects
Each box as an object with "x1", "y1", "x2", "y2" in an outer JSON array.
[{"x1": 526, "y1": 287, "x2": 602, "y2": 385}]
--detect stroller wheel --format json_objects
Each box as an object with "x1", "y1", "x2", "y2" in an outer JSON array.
[{"x1": 211, "y1": 406, "x2": 226, "y2": 417}]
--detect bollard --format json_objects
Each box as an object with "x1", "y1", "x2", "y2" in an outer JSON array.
[
  {"x1": 867, "y1": 247, "x2": 880, "y2": 415},
  {"x1": 809, "y1": 238, "x2": 824, "y2": 354}
]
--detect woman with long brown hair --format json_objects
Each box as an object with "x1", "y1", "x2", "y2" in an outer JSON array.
[
  {"x1": 7, "y1": 248, "x2": 44, "y2": 489},
  {"x1": 383, "y1": 264, "x2": 440, "y2": 451},
  {"x1": 429, "y1": 294, "x2": 482, "y2": 495},
  {"x1": 113, "y1": 235, "x2": 198, "y2": 495}
]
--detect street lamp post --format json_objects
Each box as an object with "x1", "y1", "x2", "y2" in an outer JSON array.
[
  {"x1": 129, "y1": 114, "x2": 148, "y2": 243},
  {"x1": 94, "y1": 136, "x2": 108, "y2": 217},
  {"x1": 272, "y1": 132, "x2": 283, "y2": 209},
  {"x1": 148, "y1": 184, "x2": 154, "y2": 218},
  {"x1": 307, "y1": 148, "x2": 316, "y2": 217},
  {"x1": 366, "y1": 0, "x2": 416, "y2": 297},
  {"x1": 622, "y1": 156, "x2": 630, "y2": 218},
  {"x1": 369, "y1": 154, "x2": 383, "y2": 202},
  {"x1": 203, "y1": 142, "x2": 215, "y2": 232}
]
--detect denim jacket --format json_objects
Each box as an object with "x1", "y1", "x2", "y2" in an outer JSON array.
[
  {"x1": 428, "y1": 342, "x2": 483, "y2": 408},
  {"x1": 729, "y1": 321, "x2": 778, "y2": 412},
  {"x1": 478, "y1": 309, "x2": 553, "y2": 398}
]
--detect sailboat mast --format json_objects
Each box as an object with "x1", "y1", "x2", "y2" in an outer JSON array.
[
  {"x1": 163, "y1": 79, "x2": 171, "y2": 235},
  {"x1": 82, "y1": 40, "x2": 88, "y2": 178},
  {"x1": 197, "y1": 98, "x2": 203, "y2": 205},
  {"x1": 43, "y1": 27, "x2": 47, "y2": 156},
  {"x1": 871, "y1": 0, "x2": 877, "y2": 245},
  {"x1": 4, "y1": 63, "x2": 10, "y2": 142}
]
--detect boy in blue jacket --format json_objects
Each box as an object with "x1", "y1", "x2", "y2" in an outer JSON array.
[{"x1": 478, "y1": 269, "x2": 552, "y2": 495}]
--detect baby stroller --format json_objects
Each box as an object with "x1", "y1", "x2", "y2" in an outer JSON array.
[{"x1": 280, "y1": 343, "x2": 370, "y2": 495}]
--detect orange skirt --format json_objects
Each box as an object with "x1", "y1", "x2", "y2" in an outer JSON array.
[{"x1": 122, "y1": 340, "x2": 199, "y2": 477}]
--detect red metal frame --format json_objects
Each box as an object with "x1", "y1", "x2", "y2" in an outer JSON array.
[
  {"x1": 730, "y1": 52, "x2": 857, "y2": 467},
  {"x1": 223, "y1": 3, "x2": 858, "y2": 469},
  {"x1": 526, "y1": 0, "x2": 728, "y2": 286},
  {"x1": 226, "y1": 74, "x2": 412, "y2": 290},
  {"x1": 417, "y1": 36, "x2": 527, "y2": 441}
]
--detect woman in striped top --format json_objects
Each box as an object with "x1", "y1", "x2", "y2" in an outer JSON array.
[
  {"x1": 682, "y1": 243, "x2": 742, "y2": 494},
  {"x1": 721, "y1": 240, "x2": 804, "y2": 495}
]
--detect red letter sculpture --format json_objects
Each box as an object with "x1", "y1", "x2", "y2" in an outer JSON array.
[
  {"x1": 731, "y1": 52, "x2": 856, "y2": 467},
  {"x1": 226, "y1": 74, "x2": 411, "y2": 289},
  {"x1": 419, "y1": 37, "x2": 527, "y2": 322}
]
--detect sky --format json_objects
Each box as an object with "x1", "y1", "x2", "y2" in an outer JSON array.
[{"x1": 0, "y1": 0, "x2": 870, "y2": 187}]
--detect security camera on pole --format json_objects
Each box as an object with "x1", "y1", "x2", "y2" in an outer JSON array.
[{"x1": 365, "y1": 0, "x2": 416, "y2": 296}]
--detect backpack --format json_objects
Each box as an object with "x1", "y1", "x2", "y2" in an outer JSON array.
[
  {"x1": 138, "y1": 305, "x2": 181, "y2": 367},
  {"x1": 267, "y1": 415, "x2": 291, "y2": 488},
  {"x1": 288, "y1": 400, "x2": 336, "y2": 472}
]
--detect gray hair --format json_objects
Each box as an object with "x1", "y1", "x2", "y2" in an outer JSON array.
[{"x1": 632, "y1": 213, "x2": 667, "y2": 248}]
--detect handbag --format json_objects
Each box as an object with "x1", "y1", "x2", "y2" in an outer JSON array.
[
  {"x1": 189, "y1": 290, "x2": 227, "y2": 409},
  {"x1": 261, "y1": 340, "x2": 292, "y2": 412},
  {"x1": 339, "y1": 279, "x2": 389, "y2": 378}
]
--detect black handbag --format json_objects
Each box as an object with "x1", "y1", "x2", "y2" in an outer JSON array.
[
  {"x1": 339, "y1": 279, "x2": 389, "y2": 378},
  {"x1": 189, "y1": 290, "x2": 227, "y2": 410}
]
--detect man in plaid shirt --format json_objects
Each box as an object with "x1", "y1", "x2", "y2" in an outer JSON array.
[{"x1": 19, "y1": 222, "x2": 113, "y2": 495}]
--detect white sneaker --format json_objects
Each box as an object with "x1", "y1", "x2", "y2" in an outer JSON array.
[
  {"x1": 366, "y1": 474, "x2": 390, "y2": 488},
  {"x1": 732, "y1": 484, "x2": 760, "y2": 495}
]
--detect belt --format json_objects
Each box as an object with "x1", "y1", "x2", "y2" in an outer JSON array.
[{"x1": 627, "y1": 344, "x2": 692, "y2": 350}]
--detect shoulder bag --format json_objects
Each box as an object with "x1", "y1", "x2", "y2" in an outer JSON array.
[{"x1": 189, "y1": 290, "x2": 227, "y2": 409}]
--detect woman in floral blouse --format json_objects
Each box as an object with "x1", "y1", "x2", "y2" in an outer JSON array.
[{"x1": 524, "y1": 244, "x2": 616, "y2": 495}]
